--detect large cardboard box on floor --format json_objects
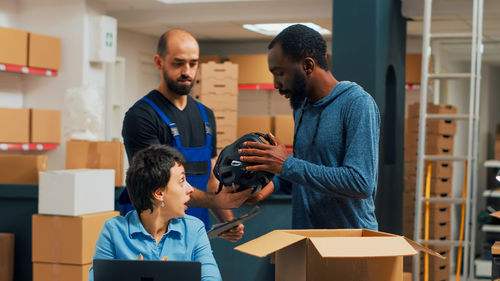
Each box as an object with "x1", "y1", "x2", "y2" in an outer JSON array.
[
  {"x1": 39, "y1": 169, "x2": 115, "y2": 216},
  {"x1": 32, "y1": 211, "x2": 118, "y2": 264},
  {"x1": 0, "y1": 27, "x2": 28, "y2": 66},
  {"x1": 33, "y1": 263, "x2": 91, "y2": 281},
  {"x1": 0, "y1": 154, "x2": 47, "y2": 184},
  {"x1": 28, "y1": 33, "x2": 61, "y2": 70},
  {"x1": 0, "y1": 107, "x2": 30, "y2": 143},
  {"x1": 235, "y1": 229, "x2": 442, "y2": 281},
  {"x1": 66, "y1": 140, "x2": 125, "y2": 186},
  {"x1": 0, "y1": 233, "x2": 14, "y2": 281},
  {"x1": 30, "y1": 109, "x2": 62, "y2": 143}
]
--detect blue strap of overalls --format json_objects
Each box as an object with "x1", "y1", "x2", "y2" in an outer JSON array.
[{"x1": 140, "y1": 97, "x2": 212, "y2": 146}]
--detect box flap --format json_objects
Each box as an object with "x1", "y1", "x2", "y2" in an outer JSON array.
[
  {"x1": 309, "y1": 236, "x2": 417, "y2": 257},
  {"x1": 490, "y1": 211, "x2": 500, "y2": 219},
  {"x1": 234, "y1": 230, "x2": 306, "y2": 257},
  {"x1": 402, "y1": 237, "x2": 445, "y2": 259}
]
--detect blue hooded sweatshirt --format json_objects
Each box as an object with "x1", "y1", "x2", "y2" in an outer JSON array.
[{"x1": 274, "y1": 81, "x2": 380, "y2": 230}]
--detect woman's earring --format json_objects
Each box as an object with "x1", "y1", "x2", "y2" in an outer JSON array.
[{"x1": 161, "y1": 201, "x2": 165, "y2": 207}]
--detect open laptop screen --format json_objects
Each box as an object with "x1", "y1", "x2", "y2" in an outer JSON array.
[{"x1": 93, "y1": 259, "x2": 201, "y2": 281}]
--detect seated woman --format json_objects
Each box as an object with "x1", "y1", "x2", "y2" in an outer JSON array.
[{"x1": 89, "y1": 144, "x2": 222, "y2": 281}]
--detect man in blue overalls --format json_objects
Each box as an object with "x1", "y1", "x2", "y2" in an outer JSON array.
[{"x1": 120, "y1": 29, "x2": 273, "y2": 242}]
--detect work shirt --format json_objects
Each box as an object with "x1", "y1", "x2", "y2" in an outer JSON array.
[{"x1": 88, "y1": 210, "x2": 221, "y2": 281}]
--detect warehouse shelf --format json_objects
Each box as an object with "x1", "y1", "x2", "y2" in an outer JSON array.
[
  {"x1": 0, "y1": 63, "x2": 58, "y2": 77},
  {"x1": 0, "y1": 143, "x2": 58, "y2": 151},
  {"x1": 238, "y1": 84, "x2": 274, "y2": 90},
  {"x1": 483, "y1": 189, "x2": 500, "y2": 198},
  {"x1": 484, "y1": 160, "x2": 500, "y2": 168},
  {"x1": 481, "y1": 224, "x2": 500, "y2": 233}
]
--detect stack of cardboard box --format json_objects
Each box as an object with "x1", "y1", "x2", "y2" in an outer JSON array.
[
  {"x1": 0, "y1": 26, "x2": 61, "y2": 70},
  {"x1": 33, "y1": 169, "x2": 118, "y2": 281},
  {"x1": 192, "y1": 61, "x2": 238, "y2": 154},
  {"x1": 0, "y1": 108, "x2": 61, "y2": 184},
  {"x1": 403, "y1": 103, "x2": 458, "y2": 280}
]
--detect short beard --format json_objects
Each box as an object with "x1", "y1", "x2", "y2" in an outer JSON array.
[
  {"x1": 164, "y1": 71, "x2": 193, "y2": 96},
  {"x1": 289, "y1": 70, "x2": 308, "y2": 110}
]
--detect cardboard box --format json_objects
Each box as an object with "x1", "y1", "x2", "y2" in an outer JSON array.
[
  {"x1": 0, "y1": 107, "x2": 30, "y2": 143},
  {"x1": 406, "y1": 54, "x2": 421, "y2": 85},
  {"x1": 407, "y1": 103, "x2": 457, "y2": 118},
  {"x1": 404, "y1": 176, "x2": 452, "y2": 194},
  {"x1": 198, "y1": 61, "x2": 238, "y2": 80},
  {"x1": 402, "y1": 206, "x2": 450, "y2": 224},
  {"x1": 193, "y1": 77, "x2": 238, "y2": 95},
  {"x1": 407, "y1": 117, "x2": 457, "y2": 136},
  {"x1": 405, "y1": 132, "x2": 454, "y2": 153},
  {"x1": 273, "y1": 115, "x2": 294, "y2": 146},
  {"x1": 0, "y1": 233, "x2": 14, "y2": 281},
  {"x1": 198, "y1": 56, "x2": 222, "y2": 64},
  {"x1": 193, "y1": 91, "x2": 238, "y2": 112},
  {"x1": 235, "y1": 229, "x2": 442, "y2": 281},
  {"x1": 39, "y1": 169, "x2": 115, "y2": 216},
  {"x1": 28, "y1": 33, "x2": 61, "y2": 70},
  {"x1": 404, "y1": 161, "x2": 452, "y2": 178},
  {"x1": 30, "y1": 109, "x2": 62, "y2": 144},
  {"x1": 237, "y1": 115, "x2": 273, "y2": 137},
  {"x1": 0, "y1": 154, "x2": 47, "y2": 184},
  {"x1": 32, "y1": 211, "x2": 118, "y2": 264},
  {"x1": 0, "y1": 27, "x2": 28, "y2": 66},
  {"x1": 66, "y1": 140, "x2": 125, "y2": 186},
  {"x1": 229, "y1": 54, "x2": 273, "y2": 84},
  {"x1": 33, "y1": 263, "x2": 91, "y2": 281}
]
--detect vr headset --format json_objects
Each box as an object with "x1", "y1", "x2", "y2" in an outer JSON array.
[{"x1": 213, "y1": 132, "x2": 275, "y2": 193}]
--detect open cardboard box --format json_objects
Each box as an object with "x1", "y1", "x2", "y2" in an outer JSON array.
[{"x1": 235, "y1": 229, "x2": 443, "y2": 281}]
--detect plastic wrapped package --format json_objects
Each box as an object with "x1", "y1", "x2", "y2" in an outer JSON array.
[{"x1": 63, "y1": 87, "x2": 104, "y2": 141}]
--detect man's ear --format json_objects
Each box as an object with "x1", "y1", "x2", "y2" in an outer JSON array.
[
  {"x1": 153, "y1": 54, "x2": 163, "y2": 70},
  {"x1": 303, "y1": 57, "x2": 315, "y2": 76}
]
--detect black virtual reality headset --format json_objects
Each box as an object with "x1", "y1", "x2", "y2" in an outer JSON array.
[{"x1": 213, "y1": 132, "x2": 275, "y2": 193}]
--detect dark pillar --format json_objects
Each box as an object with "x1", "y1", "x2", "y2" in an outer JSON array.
[{"x1": 332, "y1": 0, "x2": 407, "y2": 234}]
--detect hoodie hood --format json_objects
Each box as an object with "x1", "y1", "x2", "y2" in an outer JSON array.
[
  {"x1": 294, "y1": 81, "x2": 361, "y2": 147},
  {"x1": 309, "y1": 81, "x2": 360, "y2": 109}
]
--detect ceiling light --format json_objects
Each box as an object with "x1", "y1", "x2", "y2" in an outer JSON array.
[
  {"x1": 157, "y1": 0, "x2": 267, "y2": 4},
  {"x1": 243, "y1": 23, "x2": 331, "y2": 36}
]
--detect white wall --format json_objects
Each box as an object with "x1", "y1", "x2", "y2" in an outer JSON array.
[
  {"x1": 0, "y1": 0, "x2": 24, "y2": 108},
  {"x1": 117, "y1": 28, "x2": 158, "y2": 110},
  {"x1": 14, "y1": 0, "x2": 86, "y2": 170}
]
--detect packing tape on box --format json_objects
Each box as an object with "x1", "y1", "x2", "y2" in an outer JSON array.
[{"x1": 88, "y1": 142, "x2": 100, "y2": 168}]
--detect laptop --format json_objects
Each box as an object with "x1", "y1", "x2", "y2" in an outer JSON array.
[{"x1": 93, "y1": 259, "x2": 201, "y2": 281}]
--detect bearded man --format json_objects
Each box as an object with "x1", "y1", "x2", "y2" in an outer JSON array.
[
  {"x1": 120, "y1": 29, "x2": 270, "y2": 241},
  {"x1": 239, "y1": 24, "x2": 381, "y2": 230}
]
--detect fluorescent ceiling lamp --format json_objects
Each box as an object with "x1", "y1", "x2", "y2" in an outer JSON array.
[
  {"x1": 157, "y1": 0, "x2": 267, "y2": 4},
  {"x1": 243, "y1": 22, "x2": 331, "y2": 36}
]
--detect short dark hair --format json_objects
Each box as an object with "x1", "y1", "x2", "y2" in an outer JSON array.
[
  {"x1": 126, "y1": 144, "x2": 186, "y2": 214},
  {"x1": 157, "y1": 32, "x2": 168, "y2": 58},
  {"x1": 268, "y1": 24, "x2": 329, "y2": 71}
]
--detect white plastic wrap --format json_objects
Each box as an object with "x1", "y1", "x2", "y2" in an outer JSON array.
[{"x1": 63, "y1": 87, "x2": 104, "y2": 141}]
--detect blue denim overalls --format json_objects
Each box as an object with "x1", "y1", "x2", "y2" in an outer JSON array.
[{"x1": 119, "y1": 96, "x2": 213, "y2": 230}]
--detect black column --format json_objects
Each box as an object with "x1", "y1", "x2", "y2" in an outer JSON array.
[{"x1": 332, "y1": 0, "x2": 407, "y2": 234}]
